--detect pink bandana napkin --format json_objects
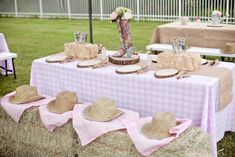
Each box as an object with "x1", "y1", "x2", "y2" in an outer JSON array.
[
  {"x1": 39, "y1": 105, "x2": 73, "y2": 132},
  {"x1": 72, "y1": 104, "x2": 140, "y2": 146},
  {"x1": 0, "y1": 91, "x2": 53, "y2": 122},
  {"x1": 122, "y1": 117, "x2": 192, "y2": 156}
]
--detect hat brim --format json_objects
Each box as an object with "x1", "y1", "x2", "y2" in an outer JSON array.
[
  {"x1": 141, "y1": 123, "x2": 172, "y2": 140},
  {"x1": 9, "y1": 95, "x2": 45, "y2": 104},
  {"x1": 83, "y1": 106, "x2": 124, "y2": 122}
]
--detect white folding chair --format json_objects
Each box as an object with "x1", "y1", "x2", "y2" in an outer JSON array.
[{"x1": 0, "y1": 52, "x2": 17, "y2": 79}]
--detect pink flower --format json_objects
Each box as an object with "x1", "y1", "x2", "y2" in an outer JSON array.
[
  {"x1": 110, "y1": 11, "x2": 118, "y2": 20},
  {"x1": 216, "y1": 12, "x2": 222, "y2": 16},
  {"x1": 212, "y1": 10, "x2": 222, "y2": 16}
]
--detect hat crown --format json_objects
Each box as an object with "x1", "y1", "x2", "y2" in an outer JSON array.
[
  {"x1": 91, "y1": 97, "x2": 116, "y2": 114},
  {"x1": 141, "y1": 112, "x2": 177, "y2": 139},
  {"x1": 54, "y1": 91, "x2": 77, "y2": 110},
  {"x1": 150, "y1": 112, "x2": 177, "y2": 131},
  {"x1": 15, "y1": 85, "x2": 39, "y2": 100}
]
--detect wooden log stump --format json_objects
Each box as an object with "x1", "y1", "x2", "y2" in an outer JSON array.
[{"x1": 109, "y1": 55, "x2": 140, "y2": 65}]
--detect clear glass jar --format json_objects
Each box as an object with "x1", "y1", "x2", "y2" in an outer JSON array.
[{"x1": 211, "y1": 14, "x2": 221, "y2": 25}]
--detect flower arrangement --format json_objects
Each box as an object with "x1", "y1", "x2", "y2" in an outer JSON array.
[
  {"x1": 212, "y1": 10, "x2": 222, "y2": 16},
  {"x1": 211, "y1": 10, "x2": 229, "y2": 17},
  {"x1": 110, "y1": 7, "x2": 134, "y2": 57},
  {"x1": 110, "y1": 7, "x2": 133, "y2": 22},
  {"x1": 210, "y1": 10, "x2": 229, "y2": 25}
]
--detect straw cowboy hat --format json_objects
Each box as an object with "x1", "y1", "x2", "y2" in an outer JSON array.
[
  {"x1": 141, "y1": 112, "x2": 177, "y2": 139},
  {"x1": 83, "y1": 97, "x2": 123, "y2": 122},
  {"x1": 222, "y1": 42, "x2": 235, "y2": 54},
  {"x1": 9, "y1": 85, "x2": 44, "y2": 104},
  {"x1": 47, "y1": 91, "x2": 78, "y2": 114}
]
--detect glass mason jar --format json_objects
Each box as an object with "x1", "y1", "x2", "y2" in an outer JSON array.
[{"x1": 211, "y1": 14, "x2": 221, "y2": 25}]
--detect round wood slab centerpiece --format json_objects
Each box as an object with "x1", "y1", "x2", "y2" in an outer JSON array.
[
  {"x1": 77, "y1": 59, "x2": 101, "y2": 68},
  {"x1": 109, "y1": 55, "x2": 140, "y2": 65},
  {"x1": 116, "y1": 65, "x2": 141, "y2": 74},
  {"x1": 46, "y1": 54, "x2": 67, "y2": 63},
  {"x1": 154, "y1": 69, "x2": 179, "y2": 79}
]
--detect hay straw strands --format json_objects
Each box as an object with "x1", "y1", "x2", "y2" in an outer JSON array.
[{"x1": 0, "y1": 106, "x2": 210, "y2": 157}]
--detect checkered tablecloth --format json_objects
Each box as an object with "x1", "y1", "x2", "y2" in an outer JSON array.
[
  {"x1": 0, "y1": 33, "x2": 13, "y2": 75},
  {"x1": 30, "y1": 52, "x2": 235, "y2": 157}
]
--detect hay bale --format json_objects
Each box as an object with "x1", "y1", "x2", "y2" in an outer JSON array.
[
  {"x1": 0, "y1": 106, "x2": 76, "y2": 157},
  {"x1": 76, "y1": 127, "x2": 211, "y2": 157},
  {"x1": 0, "y1": 106, "x2": 211, "y2": 157}
]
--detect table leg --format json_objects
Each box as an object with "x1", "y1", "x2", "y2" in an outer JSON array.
[
  {"x1": 12, "y1": 58, "x2": 16, "y2": 79},
  {"x1": 4, "y1": 60, "x2": 8, "y2": 76},
  {"x1": 221, "y1": 57, "x2": 225, "y2": 61}
]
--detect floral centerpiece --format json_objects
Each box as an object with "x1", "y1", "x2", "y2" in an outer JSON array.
[
  {"x1": 210, "y1": 10, "x2": 229, "y2": 25},
  {"x1": 110, "y1": 7, "x2": 134, "y2": 58},
  {"x1": 212, "y1": 10, "x2": 222, "y2": 17}
]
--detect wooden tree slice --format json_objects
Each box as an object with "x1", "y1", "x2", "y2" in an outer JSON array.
[
  {"x1": 201, "y1": 59, "x2": 208, "y2": 65},
  {"x1": 109, "y1": 55, "x2": 140, "y2": 65},
  {"x1": 116, "y1": 65, "x2": 142, "y2": 74},
  {"x1": 154, "y1": 69, "x2": 179, "y2": 79},
  {"x1": 46, "y1": 54, "x2": 67, "y2": 63},
  {"x1": 152, "y1": 55, "x2": 158, "y2": 63},
  {"x1": 77, "y1": 59, "x2": 101, "y2": 68}
]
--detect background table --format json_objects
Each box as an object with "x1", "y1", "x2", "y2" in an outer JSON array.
[
  {"x1": 30, "y1": 53, "x2": 235, "y2": 157},
  {"x1": 150, "y1": 22, "x2": 235, "y2": 49}
]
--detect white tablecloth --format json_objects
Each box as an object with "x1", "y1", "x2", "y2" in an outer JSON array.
[
  {"x1": 0, "y1": 33, "x2": 13, "y2": 75},
  {"x1": 30, "y1": 52, "x2": 235, "y2": 157}
]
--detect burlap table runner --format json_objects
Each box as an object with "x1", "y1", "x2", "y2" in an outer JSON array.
[
  {"x1": 150, "y1": 22, "x2": 235, "y2": 49},
  {"x1": 189, "y1": 66, "x2": 233, "y2": 111},
  {"x1": 152, "y1": 61, "x2": 233, "y2": 111}
]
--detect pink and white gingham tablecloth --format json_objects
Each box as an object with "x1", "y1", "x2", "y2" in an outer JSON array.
[
  {"x1": 30, "y1": 52, "x2": 235, "y2": 157},
  {"x1": 0, "y1": 33, "x2": 13, "y2": 74}
]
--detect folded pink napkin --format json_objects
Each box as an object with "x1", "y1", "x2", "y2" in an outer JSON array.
[
  {"x1": 0, "y1": 92, "x2": 53, "y2": 122},
  {"x1": 39, "y1": 105, "x2": 73, "y2": 132},
  {"x1": 122, "y1": 117, "x2": 192, "y2": 156},
  {"x1": 72, "y1": 104, "x2": 140, "y2": 146}
]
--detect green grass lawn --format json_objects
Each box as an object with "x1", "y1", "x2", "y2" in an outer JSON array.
[
  {"x1": 0, "y1": 17, "x2": 234, "y2": 156},
  {"x1": 0, "y1": 17, "x2": 161, "y2": 96}
]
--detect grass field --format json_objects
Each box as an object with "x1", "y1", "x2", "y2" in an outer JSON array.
[{"x1": 0, "y1": 17, "x2": 234, "y2": 156}]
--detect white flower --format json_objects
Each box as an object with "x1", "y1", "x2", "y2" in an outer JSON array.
[
  {"x1": 116, "y1": 7, "x2": 123, "y2": 14},
  {"x1": 123, "y1": 12, "x2": 133, "y2": 20}
]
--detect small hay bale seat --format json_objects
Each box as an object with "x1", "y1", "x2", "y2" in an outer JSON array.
[
  {"x1": 0, "y1": 106, "x2": 76, "y2": 157},
  {"x1": 0, "y1": 106, "x2": 211, "y2": 157},
  {"x1": 75, "y1": 128, "x2": 211, "y2": 157}
]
